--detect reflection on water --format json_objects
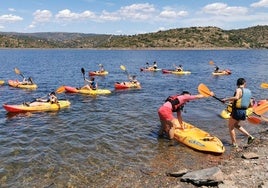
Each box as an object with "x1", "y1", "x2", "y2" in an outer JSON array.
[{"x1": 0, "y1": 49, "x2": 267, "y2": 187}]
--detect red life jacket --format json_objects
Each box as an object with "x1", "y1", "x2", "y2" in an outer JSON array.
[{"x1": 165, "y1": 95, "x2": 184, "y2": 112}]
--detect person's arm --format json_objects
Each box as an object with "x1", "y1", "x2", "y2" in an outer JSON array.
[
  {"x1": 222, "y1": 88, "x2": 241, "y2": 102},
  {"x1": 176, "y1": 111, "x2": 183, "y2": 124}
]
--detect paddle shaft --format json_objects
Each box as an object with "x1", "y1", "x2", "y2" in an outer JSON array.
[{"x1": 212, "y1": 95, "x2": 224, "y2": 103}]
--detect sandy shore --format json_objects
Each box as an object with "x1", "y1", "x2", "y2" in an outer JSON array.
[{"x1": 99, "y1": 126, "x2": 268, "y2": 188}]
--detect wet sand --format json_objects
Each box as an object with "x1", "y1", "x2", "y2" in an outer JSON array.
[{"x1": 98, "y1": 127, "x2": 268, "y2": 188}]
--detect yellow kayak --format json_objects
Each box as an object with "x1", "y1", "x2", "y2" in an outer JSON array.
[
  {"x1": 162, "y1": 69, "x2": 191, "y2": 75},
  {"x1": 0, "y1": 80, "x2": 4, "y2": 85},
  {"x1": 89, "y1": 70, "x2": 109, "y2": 76},
  {"x1": 220, "y1": 103, "x2": 253, "y2": 119},
  {"x1": 8, "y1": 80, "x2": 37, "y2": 89},
  {"x1": 174, "y1": 121, "x2": 225, "y2": 154},
  {"x1": 64, "y1": 86, "x2": 111, "y2": 95},
  {"x1": 3, "y1": 100, "x2": 71, "y2": 113}
]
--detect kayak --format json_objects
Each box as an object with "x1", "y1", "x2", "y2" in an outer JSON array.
[
  {"x1": 212, "y1": 69, "x2": 231, "y2": 76},
  {"x1": 64, "y1": 86, "x2": 111, "y2": 95},
  {"x1": 0, "y1": 80, "x2": 4, "y2": 85},
  {"x1": 162, "y1": 69, "x2": 191, "y2": 75},
  {"x1": 114, "y1": 81, "x2": 141, "y2": 89},
  {"x1": 140, "y1": 67, "x2": 161, "y2": 72},
  {"x1": 220, "y1": 100, "x2": 268, "y2": 119},
  {"x1": 220, "y1": 99, "x2": 268, "y2": 119},
  {"x1": 8, "y1": 80, "x2": 37, "y2": 89},
  {"x1": 3, "y1": 100, "x2": 71, "y2": 113},
  {"x1": 89, "y1": 70, "x2": 109, "y2": 76},
  {"x1": 174, "y1": 121, "x2": 225, "y2": 154}
]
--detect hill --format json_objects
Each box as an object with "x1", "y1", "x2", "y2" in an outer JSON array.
[{"x1": 0, "y1": 25, "x2": 267, "y2": 49}]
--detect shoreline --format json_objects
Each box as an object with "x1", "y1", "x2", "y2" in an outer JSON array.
[{"x1": 102, "y1": 126, "x2": 268, "y2": 188}]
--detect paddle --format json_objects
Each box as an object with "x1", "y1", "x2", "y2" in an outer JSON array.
[
  {"x1": 253, "y1": 103, "x2": 268, "y2": 115},
  {"x1": 81, "y1": 68, "x2": 85, "y2": 80},
  {"x1": 198, "y1": 83, "x2": 224, "y2": 103},
  {"x1": 55, "y1": 85, "x2": 66, "y2": 94},
  {"x1": 209, "y1": 60, "x2": 214, "y2": 65},
  {"x1": 247, "y1": 116, "x2": 262, "y2": 124},
  {"x1": 120, "y1": 65, "x2": 130, "y2": 78},
  {"x1": 198, "y1": 83, "x2": 263, "y2": 124},
  {"x1": 14, "y1": 67, "x2": 25, "y2": 78},
  {"x1": 260, "y1": 82, "x2": 268, "y2": 89}
]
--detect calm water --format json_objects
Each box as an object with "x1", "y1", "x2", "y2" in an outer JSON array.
[{"x1": 0, "y1": 49, "x2": 267, "y2": 187}]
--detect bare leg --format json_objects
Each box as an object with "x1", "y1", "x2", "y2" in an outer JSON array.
[
  {"x1": 235, "y1": 124, "x2": 250, "y2": 137},
  {"x1": 228, "y1": 117, "x2": 237, "y2": 144}
]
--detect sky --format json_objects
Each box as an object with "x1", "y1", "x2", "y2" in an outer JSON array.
[{"x1": 0, "y1": 0, "x2": 268, "y2": 35}]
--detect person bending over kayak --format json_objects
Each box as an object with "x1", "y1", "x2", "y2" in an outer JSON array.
[
  {"x1": 222, "y1": 78, "x2": 255, "y2": 148},
  {"x1": 82, "y1": 77, "x2": 98, "y2": 90},
  {"x1": 158, "y1": 91, "x2": 208, "y2": 139}
]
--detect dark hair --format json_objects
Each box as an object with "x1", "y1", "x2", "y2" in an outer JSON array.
[
  {"x1": 50, "y1": 91, "x2": 55, "y2": 95},
  {"x1": 237, "y1": 78, "x2": 246, "y2": 86},
  {"x1": 181, "y1": 91, "x2": 191, "y2": 95}
]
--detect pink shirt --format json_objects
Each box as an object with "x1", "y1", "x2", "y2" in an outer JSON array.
[{"x1": 163, "y1": 95, "x2": 197, "y2": 109}]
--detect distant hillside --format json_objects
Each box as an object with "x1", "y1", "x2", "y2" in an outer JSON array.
[{"x1": 0, "y1": 25, "x2": 267, "y2": 49}]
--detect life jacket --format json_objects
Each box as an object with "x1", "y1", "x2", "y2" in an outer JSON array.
[
  {"x1": 234, "y1": 88, "x2": 251, "y2": 109},
  {"x1": 165, "y1": 95, "x2": 183, "y2": 112}
]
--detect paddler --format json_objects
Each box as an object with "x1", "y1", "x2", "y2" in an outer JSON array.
[{"x1": 158, "y1": 91, "x2": 209, "y2": 139}]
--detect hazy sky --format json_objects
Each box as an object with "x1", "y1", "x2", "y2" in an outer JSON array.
[{"x1": 0, "y1": 0, "x2": 267, "y2": 34}]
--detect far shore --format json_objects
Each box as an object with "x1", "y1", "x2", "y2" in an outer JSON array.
[{"x1": 0, "y1": 47, "x2": 261, "y2": 50}]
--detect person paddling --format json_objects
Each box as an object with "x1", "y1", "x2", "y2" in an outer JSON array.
[{"x1": 82, "y1": 77, "x2": 98, "y2": 90}]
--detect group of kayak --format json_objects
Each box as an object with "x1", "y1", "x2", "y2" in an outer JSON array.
[
  {"x1": 140, "y1": 61, "x2": 232, "y2": 76},
  {"x1": 2, "y1": 65, "x2": 267, "y2": 155},
  {"x1": 1, "y1": 65, "x2": 143, "y2": 113}
]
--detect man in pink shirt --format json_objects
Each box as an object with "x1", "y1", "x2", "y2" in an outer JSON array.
[{"x1": 158, "y1": 91, "x2": 206, "y2": 139}]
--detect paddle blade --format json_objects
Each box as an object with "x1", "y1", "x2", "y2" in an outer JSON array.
[
  {"x1": 120, "y1": 65, "x2": 126, "y2": 71},
  {"x1": 81, "y1": 68, "x2": 85, "y2": 75},
  {"x1": 247, "y1": 116, "x2": 262, "y2": 124},
  {"x1": 198, "y1": 83, "x2": 212, "y2": 97},
  {"x1": 14, "y1": 67, "x2": 21, "y2": 75},
  {"x1": 260, "y1": 82, "x2": 268, "y2": 89},
  {"x1": 56, "y1": 86, "x2": 66, "y2": 94},
  {"x1": 209, "y1": 61, "x2": 214, "y2": 65},
  {"x1": 254, "y1": 103, "x2": 268, "y2": 115},
  {"x1": 81, "y1": 68, "x2": 85, "y2": 80}
]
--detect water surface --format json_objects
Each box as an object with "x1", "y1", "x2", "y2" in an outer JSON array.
[{"x1": 0, "y1": 49, "x2": 267, "y2": 187}]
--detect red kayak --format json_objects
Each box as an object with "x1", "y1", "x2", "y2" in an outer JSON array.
[{"x1": 114, "y1": 81, "x2": 141, "y2": 89}]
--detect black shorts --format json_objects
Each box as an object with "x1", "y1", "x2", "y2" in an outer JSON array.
[{"x1": 231, "y1": 109, "x2": 246, "y2": 121}]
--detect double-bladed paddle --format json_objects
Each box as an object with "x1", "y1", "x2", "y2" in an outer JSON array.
[
  {"x1": 197, "y1": 83, "x2": 266, "y2": 125},
  {"x1": 14, "y1": 67, "x2": 25, "y2": 78}
]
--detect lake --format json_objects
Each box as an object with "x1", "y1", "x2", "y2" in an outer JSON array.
[{"x1": 0, "y1": 49, "x2": 267, "y2": 187}]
